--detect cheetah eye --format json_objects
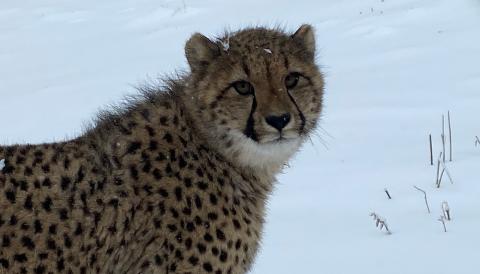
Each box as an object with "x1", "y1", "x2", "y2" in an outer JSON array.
[
  {"x1": 232, "y1": 81, "x2": 254, "y2": 95},
  {"x1": 285, "y1": 73, "x2": 301, "y2": 89}
]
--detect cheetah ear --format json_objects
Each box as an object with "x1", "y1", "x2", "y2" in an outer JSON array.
[
  {"x1": 185, "y1": 33, "x2": 221, "y2": 72},
  {"x1": 292, "y1": 24, "x2": 316, "y2": 58}
]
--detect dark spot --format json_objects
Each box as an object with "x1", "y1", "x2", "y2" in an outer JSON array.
[
  {"x1": 152, "y1": 168, "x2": 162, "y2": 180},
  {"x1": 207, "y1": 212, "x2": 218, "y2": 221},
  {"x1": 182, "y1": 207, "x2": 192, "y2": 215},
  {"x1": 0, "y1": 258, "x2": 9, "y2": 269},
  {"x1": 216, "y1": 229, "x2": 226, "y2": 241},
  {"x1": 47, "y1": 239, "x2": 56, "y2": 250},
  {"x1": 159, "y1": 116, "x2": 168, "y2": 126},
  {"x1": 61, "y1": 177, "x2": 71, "y2": 191},
  {"x1": 59, "y1": 208, "x2": 68, "y2": 220},
  {"x1": 235, "y1": 239, "x2": 242, "y2": 250},
  {"x1": 5, "y1": 190, "x2": 15, "y2": 203},
  {"x1": 9, "y1": 215, "x2": 17, "y2": 226},
  {"x1": 145, "y1": 126, "x2": 156, "y2": 137},
  {"x1": 194, "y1": 195, "x2": 202, "y2": 209},
  {"x1": 209, "y1": 193, "x2": 218, "y2": 205},
  {"x1": 24, "y1": 195, "x2": 33, "y2": 210},
  {"x1": 154, "y1": 255, "x2": 163, "y2": 266},
  {"x1": 41, "y1": 164, "x2": 50, "y2": 173},
  {"x1": 185, "y1": 238, "x2": 193, "y2": 249},
  {"x1": 14, "y1": 254, "x2": 27, "y2": 263},
  {"x1": 163, "y1": 133, "x2": 173, "y2": 143},
  {"x1": 158, "y1": 188, "x2": 168, "y2": 197},
  {"x1": 57, "y1": 258, "x2": 65, "y2": 271},
  {"x1": 174, "y1": 187, "x2": 182, "y2": 201},
  {"x1": 63, "y1": 157, "x2": 71, "y2": 170},
  {"x1": 34, "y1": 265, "x2": 45, "y2": 274},
  {"x1": 170, "y1": 208, "x2": 179, "y2": 218},
  {"x1": 204, "y1": 233, "x2": 213, "y2": 242},
  {"x1": 34, "y1": 220, "x2": 43, "y2": 233},
  {"x1": 24, "y1": 167, "x2": 33, "y2": 176},
  {"x1": 188, "y1": 256, "x2": 199, "y2": 266},
  {"x1": 167, "y1": 224, "x2": 177, "y2": 232},
  {"x1": 127, "y1": 141, "x2": 142, "y2": 154},
  {"x1": 129, "y1": 165, "x2": 139, "y2": 180},
  {"x1": 197, "y1": 243, "x2": 207, "y2": 254},
  {"x1": 179, "y1": 157, "x2": 187, "y2": 169},
  {"x1": 76, "y1": 166, "x2": 86, "y2": 183},
  {"x1": 149, "y1": 140, "x2": 158, "y2": 150},
  {"x1": 183, "y1": 177, "x2": 193, "y2": 188},
  {"x1": 203, "y1": 262, "x2": 213, "y2": 272},
  {"x1": 19, "y1": 180, "x2": 28, "y2": 191},
  {"x1": 155, "y1": 152, "x2": 166, "y2": 162},
  {"x1": 233, "y1": 219, "x2": 241, "y2": 230},
  {"x1": 64, "y1": 235, "x2": 72, "y2": 248},
  {"x1": 109, "y1": 199, "x2": 119, "y2": 208},
  {"x1": 169, "y1": 149, "x2": 177, "y2": 161},
  {"x1": 75, "y1": 223, "x2": 83, "y2": 236},
  {"x1": 197, "y1": 181, "x2": 208, "y2": 190},
  {"x1": 42, "y1": 178, "x2": 52, "y2": 187},
  {"x1": 186, "y1": 222, "x2": 195, "y2": 232},
  {"x1": 196, "y1": 168, "x2": 204, "y2": 177},
  {"x1": 16, "y1": 156, "x2": 26, "y2": 164},
  {"x1": 2, "y1": 235, "x2": 10, "y2": 247},
  {"x1": 49, "y1": 224, "x2": 57, "y2": 235},
  {"x1": 21, "y1": 236, "x2": 35, "y2": 250},
  {"x1": 38, "y1": 253, "x2": 48, "y2": 260}
]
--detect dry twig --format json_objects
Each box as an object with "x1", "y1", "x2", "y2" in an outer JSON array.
[
  {"x1": 448, "y1": 111, "x2": 452, "y2": 162},
  {"x1": 442, "y1": 115, "x2": 446, "y2": 163},
  {"x1": 413, "y1": 186, "x2": 431, "y2": 213},
  {"x1": 438, "y1": 216, "x2": 447, "y2": 232},
  {"x1": 384, "y1": 188, "x2": 392, "y2": 199},
  {"x1": 435, "y1": 152, "x2": 442, "y2": 187},
  {"x1": 370, "y1": 212, "x2": 391, "y2": 234},
  {"x1": 442, "y1": 201, "x2": 451, "y2": 221},
  {"x1": 440, "y1": 161, "x2": 454, "y2": 185},
  {"x1": 429, "y1": 134, "x2": 433, "y2": 166}
]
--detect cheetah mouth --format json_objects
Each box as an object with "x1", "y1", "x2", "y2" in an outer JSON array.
[
  {"x1": 270, "y1": 137, "x2": 295, "y2": 144},
  {"x1": 259, "y1": 131, "x2": 300, "y2": 144}
]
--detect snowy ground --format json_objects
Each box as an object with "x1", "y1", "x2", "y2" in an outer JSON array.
[{"x1": 1, "y1": 0, "x2": 480, "y2": 273}]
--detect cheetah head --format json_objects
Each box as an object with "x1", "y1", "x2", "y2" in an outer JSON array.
[{"x1": 184, "y1": 25, "x2": 324, "y2": 172}]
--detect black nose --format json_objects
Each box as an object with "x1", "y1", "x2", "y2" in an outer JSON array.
[{"x1": 265, "y1": 113, "x2": 291, "y2": 131}]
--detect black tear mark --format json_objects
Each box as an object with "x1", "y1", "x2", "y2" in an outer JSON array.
[
  {"x1": 243, "y1": 95, "x2": 258, "y2": 141},
  {"x1": 287, "y1": 91, "x2": 306, "y2": 132}
]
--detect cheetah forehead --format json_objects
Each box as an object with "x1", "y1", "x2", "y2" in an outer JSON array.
[{"x1": 218, "y1": 28, "x2": 293, "y2": 55}]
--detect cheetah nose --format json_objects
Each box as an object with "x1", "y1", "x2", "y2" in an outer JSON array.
[{"x1": 265, "y1": 113, "x2": 291, "y2": 131}]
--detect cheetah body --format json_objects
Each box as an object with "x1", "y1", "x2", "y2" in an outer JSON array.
[{"x1": 0, "y1": 25, "x2": 324, "y2": 274}]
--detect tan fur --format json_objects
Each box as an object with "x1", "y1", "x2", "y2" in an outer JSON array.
[{"x1": 0, "y1": 25, "x2": 324, "y2": 274}]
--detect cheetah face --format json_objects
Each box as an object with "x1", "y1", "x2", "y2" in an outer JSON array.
[{"x1": 185, "y1": 25, "x2": 324, "y2": 167}]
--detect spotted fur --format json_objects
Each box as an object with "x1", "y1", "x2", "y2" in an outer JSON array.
[{"x1": 0, "y1": 25, "x2": 324, "y2": 274}]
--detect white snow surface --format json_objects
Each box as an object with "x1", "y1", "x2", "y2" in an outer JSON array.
[
  {"x1": 0, "y1": 159, "x2": 5, "y2": 171},
  {"x1": 1, "y1": 0, "x2": 480, "y2": 273}
]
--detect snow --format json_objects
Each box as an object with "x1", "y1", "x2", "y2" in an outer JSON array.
[
  {"x1": 0, "y1": 159, "x2": 4, "y2": 171},
  {"x1": 219, "y1": 37, "x2": 230, "y2": 52},
  {"x1": 1, "y1": 0, "x2": 480, "y2": 273}
]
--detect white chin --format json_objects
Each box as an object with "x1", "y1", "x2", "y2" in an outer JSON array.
[{"x1": 226, "y1": 131, "x2": 303, "y2": 172}]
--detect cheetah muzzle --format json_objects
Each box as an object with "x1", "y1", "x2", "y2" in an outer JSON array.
[{"x1": 0, "y1": 24, "x2": 324, "y2": 274}]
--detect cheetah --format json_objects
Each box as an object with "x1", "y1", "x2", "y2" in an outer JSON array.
[{"x1": 0, "y1": 25, "x2": 324, "y2": 274}]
